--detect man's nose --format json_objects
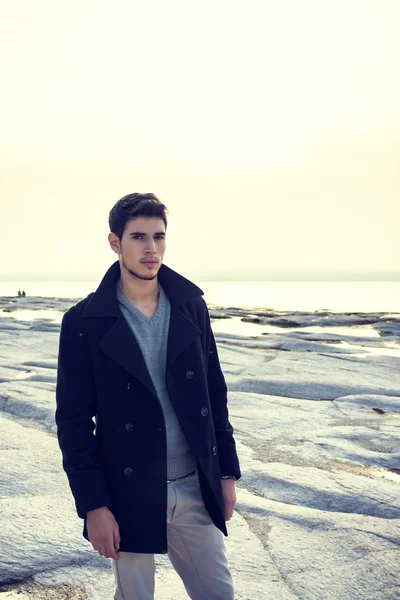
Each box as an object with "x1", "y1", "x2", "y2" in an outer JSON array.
[{"x1": 145, "y1": 239, "x2": 157, "y2": 253}]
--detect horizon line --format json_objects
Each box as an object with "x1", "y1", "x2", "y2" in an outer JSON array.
[{"x1": 1, "y1": 270, "x2": 400, "y2": 283}]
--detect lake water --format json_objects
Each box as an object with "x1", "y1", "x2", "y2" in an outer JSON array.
[{"x1": 0, "y1": 280, "x2": 399, "y2": 313}]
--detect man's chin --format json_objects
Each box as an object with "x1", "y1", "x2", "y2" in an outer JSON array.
[{"x1": 139, "y1": 264, "x2": 161, "y2": 280}]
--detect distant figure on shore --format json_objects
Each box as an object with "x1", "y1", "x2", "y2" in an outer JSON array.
[
  {"x1": 17, "y1": 290, "x2": 21, "y2": 297},
  {"x1": 22, "y1": 290, "x2": 26, "y2": 296}
]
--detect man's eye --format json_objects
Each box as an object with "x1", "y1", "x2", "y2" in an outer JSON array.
[
  {"x1": 155, "y1": 236, "x2": 165, "y2": 240},
  {"x1": 132, "y1": 235, "x2": 142, "y2": 239}
]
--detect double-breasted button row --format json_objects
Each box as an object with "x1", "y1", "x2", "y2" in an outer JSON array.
[
  {"x1": 200, "y1": 407, "x2": 208, "y2": 416},
  {"x1": 124, "y1": 467, "x2": 133, "y2": 476}
]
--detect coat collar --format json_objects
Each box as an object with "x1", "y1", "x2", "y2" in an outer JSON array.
[{"x1": 82, "y1": 260, "x2": 204, "y2": 319}]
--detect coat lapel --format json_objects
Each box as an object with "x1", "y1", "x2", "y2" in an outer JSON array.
[
  {"x1": 167, "y1": 306, "x2": 201, "y2": 371},
  {"x1": 99, "y1": 316, "x2": 158, "y2": 398}
]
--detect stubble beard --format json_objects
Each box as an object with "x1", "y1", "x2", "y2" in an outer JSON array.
[{"x1": 120, "y1": 255, "x2": 159, "y2": 281}]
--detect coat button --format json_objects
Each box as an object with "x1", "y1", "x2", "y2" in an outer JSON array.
[
  {"x1": 124, "y1": 467, "x2": 133, "y2": 476},
  {"x1": 127, "y1": 383, "x2": 131, "y2": 390},
  {"x1": 200, "y1": 407, "x2": 208, "y2": 416},
  {"x1": 212, "y1": 445, "x2": 217, "y2": 455},
  {"x1": 186, "y1": 370, "x2": 194, "y2": 379},
  {"x1": 125, "y1": 423, "x2": 134, "y2": 432}
]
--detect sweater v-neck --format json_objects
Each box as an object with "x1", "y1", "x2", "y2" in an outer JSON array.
[{"x1": 117, "y1": 282, "x2": 164, "y2": 324}]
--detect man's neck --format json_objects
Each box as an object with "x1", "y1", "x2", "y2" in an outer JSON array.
[{"x1": 118, "y1": 274, "x2": 160, "y2": 308}]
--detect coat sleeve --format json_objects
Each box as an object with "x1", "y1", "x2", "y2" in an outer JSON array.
[
  {"x1": 55, "y1": 307, "x2": 113, "y2": 519},
  {"x1": 202, "y1": 300, "x2": 241, "y2": 481}
]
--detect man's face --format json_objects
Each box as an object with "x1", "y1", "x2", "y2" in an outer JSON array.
[{"x1": 109, "y1": 216, "x2": 166, "y2": 281}]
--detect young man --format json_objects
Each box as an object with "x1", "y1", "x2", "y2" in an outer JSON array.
[{"x1": 55, "y1": 193, "x2": 241, "y2": 599}]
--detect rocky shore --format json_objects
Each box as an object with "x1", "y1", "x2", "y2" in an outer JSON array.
[{"x1": 0, "y1": 296, "x2": 399, "y2": 599}]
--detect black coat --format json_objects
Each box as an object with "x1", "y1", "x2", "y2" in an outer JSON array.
[{"x1": 55, "y1": 260, "x2": 241, "y2": 553}]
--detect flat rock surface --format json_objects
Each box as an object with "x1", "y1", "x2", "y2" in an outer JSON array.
[{"x1": 0, "y1": 299, "x2": 399, "y2": 599}]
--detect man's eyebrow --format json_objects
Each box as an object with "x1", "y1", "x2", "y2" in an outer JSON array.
[{"x1": 128, "y1": 231, "x2": 166, "y2": 236}]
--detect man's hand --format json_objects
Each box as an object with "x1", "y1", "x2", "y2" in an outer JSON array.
[
  {"x1": 221, "y1": 478, "x2": 237, "y2": 521},
  {"x1": 86, "y1": 506, "x2": 121, "y2": 560}
]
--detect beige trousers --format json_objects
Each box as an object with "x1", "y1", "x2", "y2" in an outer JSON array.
[{"x1": 111, "y1": 470, "x2": 234, "y2": 600}]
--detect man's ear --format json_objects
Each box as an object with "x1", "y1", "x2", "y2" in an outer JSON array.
[{"x1": 108, "y1": 232, "x2": 120, "y2": 254}]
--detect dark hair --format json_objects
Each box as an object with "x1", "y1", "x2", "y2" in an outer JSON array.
[{"x1": 108, "y1": 193, "x2": 168, "y2": 240}]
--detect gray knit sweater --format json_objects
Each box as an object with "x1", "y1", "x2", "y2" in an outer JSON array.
[{"x1": 116, "y1": 281, "x2": 197, "y2": 480}]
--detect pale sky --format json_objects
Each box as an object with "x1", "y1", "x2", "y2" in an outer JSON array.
[{"x1": 1, "y1": 0, "x2": 399, "y2": 280}]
